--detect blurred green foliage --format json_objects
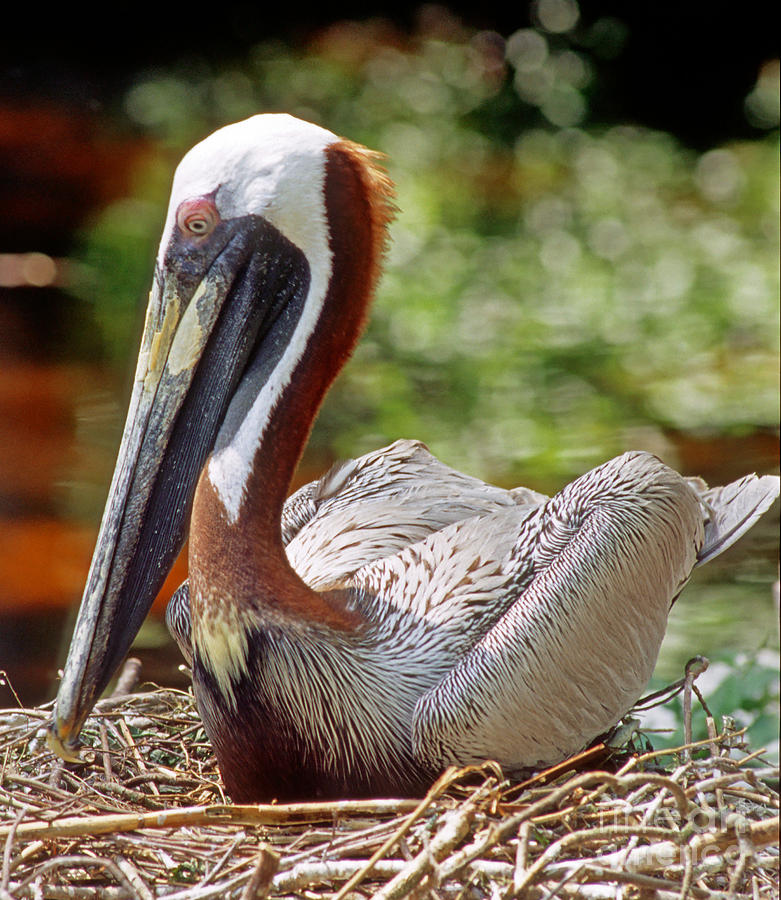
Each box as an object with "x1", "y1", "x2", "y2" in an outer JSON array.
[
  {"x1": 74, "y1": 6, "x2": 779, "y2": 490},
  {"x1": 642, "y1": 649, "x2": 780, "y2": 764}
]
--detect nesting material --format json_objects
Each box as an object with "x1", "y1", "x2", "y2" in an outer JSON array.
[{"x1": 0, "y1": 677, "x2": 778, "y2": 899}]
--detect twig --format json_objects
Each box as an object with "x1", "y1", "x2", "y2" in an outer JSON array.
[
  {"x1": 726, "y1": 816, "x2": 756, "y2": 900},
  {"x1": 372, "y1": 799, "x2": 480, "y2": 899},
  {"x1": 510, "y1": 824, "x2": 680, "y2": 897},
  {"x1": 678, "y1": 841, "x2": 693, "y2": 900},
  {"x1": 331, "y1": 765, "x2": 467, "y2": 900},
  {"x1": 239, "y1": 845, "x2": 279, "y2": 900},
  {"x1": 682, "y1": 656, "x2": 709, "y2": 754},
  {"x1": 200, "y1": 830, "x2": 247, "y2": 886},
  {"x1": 11, "y1": 855, "x2": 141, "y2": 900},
  {"x1": 112, "y1": 659, "x2": 143, "y2": 698},
  {"x1": 2, "y1": 805, "x2": 34, "y2": 892},
  {"x1": 544, "y1": 866, "x2": 717, "y2": 899},
  {"x1": 117, "y1": 718, "x2": 159, "y2": 797},
  {"x1": 3, "y1": 684, "x2": 777, "y2": 900},
  {"x1": 113, "y1": 857, "x2": 154, "y2": 900},
  {"x1": 0, "y1": 799, "x2": 421, "y2": 841},
  {"x1": 271, "y1": 858, "x2": 407, "y2": 893},
  {"x1": 513, "y1": 821, "x2": 531, "y2": 895},
  {"x1": 99, "y1": 723, "x2": 113, "y2": 783},
  {"x1": 585, "y1": 814, "x2": 778, "y2": 873}
]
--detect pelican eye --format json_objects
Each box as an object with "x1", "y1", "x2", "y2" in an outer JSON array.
[{"x1": 176, "y1": 197, "x2": 220, "y2": 238}]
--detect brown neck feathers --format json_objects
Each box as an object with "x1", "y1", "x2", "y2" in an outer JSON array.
[{"x1": 190, "y1": 140, "x2": 395, "y2": 629}]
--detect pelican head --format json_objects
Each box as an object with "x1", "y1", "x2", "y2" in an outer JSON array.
[{"x1": 49, "y1": 114, "x2": 393, "y2": 757}]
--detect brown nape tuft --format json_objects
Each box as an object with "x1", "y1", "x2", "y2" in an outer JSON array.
[{"x1": 329, "y1": 139, "x2": 397, "y2": 295}]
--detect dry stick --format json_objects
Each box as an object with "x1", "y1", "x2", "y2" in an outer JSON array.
[
  {"x1": 238, "y1": 845, "x2": 280, "y2": 900},
  {"x1": 725, "y1": 787, "x2": 780, "y2": 807},
  {"x1": 271, "y1": 859, "x2": 409, "y2": 893},
  {"x1": 616, "y1": 764, "x2": 689, "y2": 874},
  {"x1": 682, "y1": 656, "x2": 709, "y2": 755},
  {"x1": 47, "y1": 756, "x2": 65, "y2": 791},
  {"x1": 4, "y1": 773, "x2": 86, "y2": 805},
  {"x1": 578, "y1": 814, "x2": 778, "y2": 875},
  {"x1": 277, "y1": 813, "x2": 401, "y2": 873},
  {"x1": 0, "y1": 798, "x2": 421, "y2": 842},
  {"x1": 410, "y1": 782, "x2": 525, "y2": 888},
  {"x1": 99, "y1": 723, "x2": 113, "y2": 783},
  {"x1": 1, "y1": 805, "x2": 33, "y2": 893},
  {"x1": 435, "y1": 823, "x2": 511, "y2": 889},
  {"x1": 553, "y1": 886, "x2": 684, "y2": 900},
  {"x1": 112, "y1": 659, "x2": 143, "y2": 698},
  {"x1": 734, "y1": 747, "x2": 773, "y2": 767},
  {"x1": 685, "y1": 771, "x2": 776, "y2": 798},
  {"x1": 121, "y1": 861, "x2": 249, "y2": 900},
  {"x1": 510, "y1": 823, "x2": 679, "y2": 897},
  {"x1": 699, "y1": 700, "x2": 728, "y2": 822},
  {"x1": 678, "y1": 841, "x2": 694, "y2": 900},
  {"x1": 438, "y1": 773, "x2": 636, "y2": 890},
  {"x1": 11, "y1": 855, "x2": 141, "y2": 900},
  {"x1": 615, "y1": 730, "x2": 749, "y2": 775},
  {"x1": 584, "y1": 771, "x2": 691, "y2": 822},
  {"x1": 11, "y1": 841, "x2": 44, "y2": 870},
  {"x1": 372, "y1": 800, "x2": 480, "y2": 900},
  {"x1": 92, "y1": 780, "x2": 166, "y2": 808},
  {"x1": 512, "y1": 820, "x2": 531, "y2": 895},
  {"x1": 538, "y1": 861, "x2": 588, "y2": 900},
  {"x1": 726, "y1": 817, "x2": 756, "y2": 900},
  {"x1": 525, "y1": 821, "x2": 775, "y2": 900},
  {"x1": 331, "y1": 765, "x2": 476, "y2": 900},
  {"x1": 547, "y1": 866, "x2": 715, "y2": 900},
  {"x1": 113, "y1": 857, "x2": 154, "y2": 900},
  {"x1": 117, "y1": 719, "x2": 160, "y2": 798},
  {"x1": 0, "y1": 791, "x2": 47, "y2": 817},
  {"x1": 199, "y1": 830, "x2": 247, "y2": 887}
]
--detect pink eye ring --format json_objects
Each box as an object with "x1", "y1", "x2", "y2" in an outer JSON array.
[{"x1": 176, "y1": 197, "x2": 220, "y2": 238}]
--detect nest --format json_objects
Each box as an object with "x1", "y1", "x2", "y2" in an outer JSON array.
[{"x1": 0, "y1": 663, "x2": 778, "y2": 899}]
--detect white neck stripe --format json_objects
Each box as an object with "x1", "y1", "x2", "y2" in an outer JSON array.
[{"x1": 207, "y1": 226, "x2": 333, "y2": 524}]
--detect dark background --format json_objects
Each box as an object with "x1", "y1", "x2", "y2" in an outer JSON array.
[
  {"x1": 2, "y1": 1, "x2": 777, "y2": 147},
  {"x1": 1, "y1": 1, "x2": 777, "y2": 261}
]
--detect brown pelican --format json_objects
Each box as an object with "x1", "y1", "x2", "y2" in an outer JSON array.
[{"x1": 48, "y1": 115, "x2": 779, "y2": 802}]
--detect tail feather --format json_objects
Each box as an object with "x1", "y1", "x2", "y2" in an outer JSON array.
[{"x1": 691, "y1": 474, "x2": 780, "y2": 566}]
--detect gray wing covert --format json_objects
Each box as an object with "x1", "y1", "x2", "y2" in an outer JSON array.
[
  {"x1": 411, "y1": 451, "x2": 707, "y2": 776},
  {"x1": 284, "y1": 439, "x2": 545, "y2": 588}
]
